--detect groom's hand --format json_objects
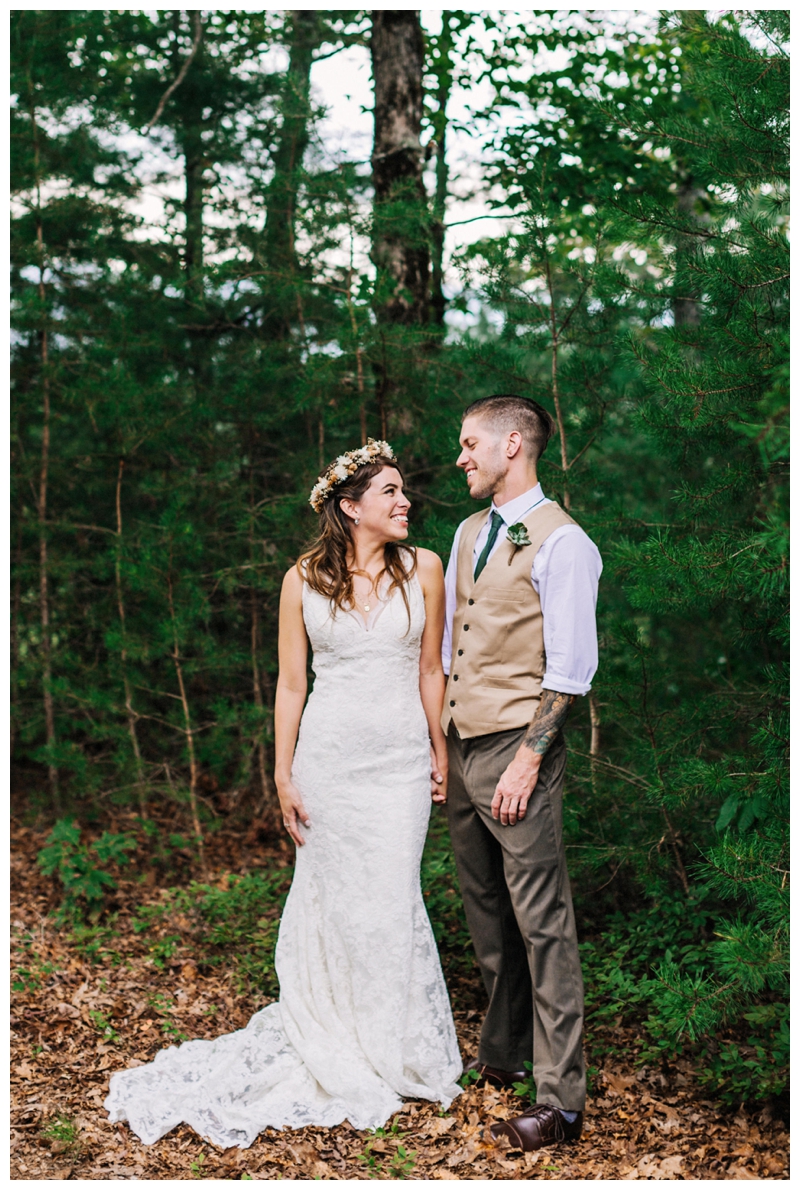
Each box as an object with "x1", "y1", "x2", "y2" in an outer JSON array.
[
  {"x1": 430, "y1": 744, "x2": 448, "y2": 804},
  {"x1": 492, "y1": 748, "x2": 542, "y2": 826}
]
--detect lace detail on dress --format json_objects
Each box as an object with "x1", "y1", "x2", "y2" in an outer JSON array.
[{"x1": 104, "y1": 573, "x2": 462, "y2": 1147}]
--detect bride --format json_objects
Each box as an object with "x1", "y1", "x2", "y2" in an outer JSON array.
[{"x1": 104, "y1": 439, "x2": 462, "y2": 1148}]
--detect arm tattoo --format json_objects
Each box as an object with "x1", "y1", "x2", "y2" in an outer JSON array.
[{"x1": 523, "y1": 689, "x2": 576, "y2": 756}]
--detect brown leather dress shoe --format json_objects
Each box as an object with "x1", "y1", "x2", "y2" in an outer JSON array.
[
  {"x1": 490, "y1": 1104, "x2": 583, "y2": 1151},
  {"x1": 465, "y1": 1058, "x2": 527, "y2": 1090}
]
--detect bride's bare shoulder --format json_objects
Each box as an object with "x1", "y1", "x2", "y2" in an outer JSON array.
[
  {"x1": 412, "y1": 547, "x2": 444, "y2": 580},
  {"x1": 281, "y1": 562, "x2": 305, "y2": 598}
]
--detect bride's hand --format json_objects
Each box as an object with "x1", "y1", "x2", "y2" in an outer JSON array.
[
  {"x1": 277, "y1": 779, "x2": 311, "y2": 847},
  {"x1": 430, "y1": 744, "x2": 448, "y2": 805}
]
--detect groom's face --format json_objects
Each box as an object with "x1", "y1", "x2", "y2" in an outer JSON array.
[{"x1": 457, "y1": 415, "x2": 508, "y2": 499}]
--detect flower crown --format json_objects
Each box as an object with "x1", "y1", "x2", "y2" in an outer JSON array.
[{"x1": 309, "y1": 438, "x2": 397, "y2": 513}]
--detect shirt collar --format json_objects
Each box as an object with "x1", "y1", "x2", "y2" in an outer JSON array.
[{"x1": 491, "y1": 484, "x2": 545, "y2": 525}]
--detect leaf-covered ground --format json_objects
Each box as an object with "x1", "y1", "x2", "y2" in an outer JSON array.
[{"x1": 11, "y1": 819, "x2": 789, "y2": 1181}]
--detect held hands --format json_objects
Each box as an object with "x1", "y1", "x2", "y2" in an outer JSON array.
[
  {"x1": 277, "y1": 778, "x2": 311, "y2": 847},
  {"x1": 430, "y1": 743, "x2": 448, "y2": 805},
  {"x1": 491, "y1": 746, "x2": 542, "y2": 826}
]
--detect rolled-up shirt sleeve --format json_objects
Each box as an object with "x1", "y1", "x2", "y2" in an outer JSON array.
[{"x1": 533, "y1": 525, "x2": 602, "y2": 696}]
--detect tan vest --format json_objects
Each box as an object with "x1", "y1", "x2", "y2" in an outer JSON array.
[{"x1": 441, "y1": 501, "x2": 577, "y2": 740}]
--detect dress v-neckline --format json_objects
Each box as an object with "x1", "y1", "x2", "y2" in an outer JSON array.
[{"x1": 348, "y1": 577, "x2": 393, "y2": 632}]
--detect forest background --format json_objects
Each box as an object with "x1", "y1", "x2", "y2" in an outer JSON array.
[{"x1": 11, "y1": 6, "x2": 788, "y2": 1121}]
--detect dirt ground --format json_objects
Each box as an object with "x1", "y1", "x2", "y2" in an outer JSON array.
[{"x1": 11, "y1": 819, "x2": 789, "y2": 1180}]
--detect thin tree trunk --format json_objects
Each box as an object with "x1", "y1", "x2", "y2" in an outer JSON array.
[
  {"x1": 264, "y1": 10, "x2": 317, "y2": 276},
  {"x1": 544, "y1": 257, "x2": 570, "y2": 510},
  {"x1": 250, "y1": 583, "x2": 272, "y2": 810},
  {"x1": 11, "y1": 526, "x2": 23, "y2": 757},
  {"x1": 114, "y1": 459, "x2": 146, "y2": 818},
  {"x1": 30, "y1": 92, "x2": 59, "y2": 811},
  {"x1": 168, "y1": 10, "x2": 212, "y2": 397},
  {"x1": 167, "y1": 559, "x2": 206, "y2": 875},
  {"x1": 673, "y1": 175, "x2": 703, "y2": 329},
  {"x1": 179, "y1": 11, "x2": 205, "y2": 307},
  {"x1": 344, "y1": 206, "x2": 367, "y2": 440},
  {"x1": 247, "y1": 468, "x2": 274, "y2": 820},
  {"x1": 430, "y1": 14, "x2": 455, "y2": 327},
  {"x1": 589, "y1": 692, "x2": 601, "y2": 797}
]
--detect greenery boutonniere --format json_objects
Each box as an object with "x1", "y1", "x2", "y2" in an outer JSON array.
[{"x1": 506, "y1": 522, "x2": 532, "y2": 563}]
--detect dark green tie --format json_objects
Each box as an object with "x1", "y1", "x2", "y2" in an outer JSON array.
[{"x1": 473, "y1": 510, "x2": 504, "y2": 580}]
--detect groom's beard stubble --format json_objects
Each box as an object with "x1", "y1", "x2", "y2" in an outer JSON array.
[{"x1": 467, "y1": 459, "x2": 508, "y2": 501}]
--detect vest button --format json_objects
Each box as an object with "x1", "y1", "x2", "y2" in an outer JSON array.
[
  {"x1": 453, "y1": 674, "x2": 459, "y2": 681},
  {"x1": 468, "y1": 598, "x2": 474, "y2": 605},
  {"x1": 449, "y1": 700, "x2": 456, "y2": 707},
  {"x1": 457, "y1": 649, "x2": 463, "y2": 656},
  {"x1": 463, "y1": 624, "x2": 469, "y2": 631}
]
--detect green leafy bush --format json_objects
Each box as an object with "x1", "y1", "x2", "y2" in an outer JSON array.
[
  {"x1": 37, "y1": 818, "x2": 137, "y2": 921},
  {"x1": 132, "y1": 870, "x2": 293, "y2": 996}
]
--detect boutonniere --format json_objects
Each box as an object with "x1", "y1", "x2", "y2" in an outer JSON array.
[{"x1": 506, "y1": 522, "x2": 532, "y2": 563}]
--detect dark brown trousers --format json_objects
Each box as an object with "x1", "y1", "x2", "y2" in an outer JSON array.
[{"x1": 446, "y1": 724, "x2": 586, "y2": 1111}]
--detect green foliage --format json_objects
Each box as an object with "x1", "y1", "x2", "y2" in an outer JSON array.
[
  {"x1": 696, "y1": 1003, "x2": 789, "y2": 1105},
  {"x1": 36, "y1": 818, "x2": 136, "y2": 920},
  {"x1": 189, "y1": 1152, "x2": 207, "y2": 1178},
  {"x1": 130, "y1": 870, "x2": 293, "y2": 997},
  {"x1": 12, "y1": 961, "x2": 55, "y2": 994},
  {"x1": 89, "y1": 1008, "x2": 121, "y2": 1044},
  {"x1": 40, "y1": 1114, "x2": 80, "y2": 1153},
  {"x1": 11, "y1": 8, "x2": 789, "y2": 1111},
  {"x1": 512, "y1": 1061, "x2": 536, "y2": 1105},
  {"x1": 357, "y1": 1122, "x2": 416, "y2": 1180},
  {"x1": 184, "y1": 871, "x2": 291, "y2": 995}
]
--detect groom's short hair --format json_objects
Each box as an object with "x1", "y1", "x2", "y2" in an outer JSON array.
[{"x1": 463, "y1": 394, "x2": 556, "y2": 464}]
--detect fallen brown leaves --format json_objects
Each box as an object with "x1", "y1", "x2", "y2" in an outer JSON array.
[{"x1": 10, "y1": 819, "x2": 789, "y2": 1181}]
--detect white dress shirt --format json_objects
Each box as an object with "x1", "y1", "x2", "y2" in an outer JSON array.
[{"x1": 442, "y1": 485, "x2": 602, "y2": 696}]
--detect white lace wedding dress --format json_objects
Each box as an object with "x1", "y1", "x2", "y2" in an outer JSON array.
[{"x1": 104, "y1": 571, "x2": 462, "y2": 1147}]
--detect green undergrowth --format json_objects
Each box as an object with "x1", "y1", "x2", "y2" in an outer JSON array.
[
  {"x1": 579, "y1": 887, "x2": 788, "y2": 1108},
  {"x1": 130, "y1": 869, "x2": 293, "y2": 998},
  {"x1": 30, "y1": 812, "x2": 787, "y2": 1110}
]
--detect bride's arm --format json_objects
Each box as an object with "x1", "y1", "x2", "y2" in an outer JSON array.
[
  {"x1": 416, "y1": 548, "x2": 449, "y2": 804},
  {"x1": 274, "y1": 565, "x2": 311, "y2": 845}
]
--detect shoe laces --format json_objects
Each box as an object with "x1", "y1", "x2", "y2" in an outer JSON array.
[{"x1": 521, "y1": 1103, "x2": 567, "y2": 1139}]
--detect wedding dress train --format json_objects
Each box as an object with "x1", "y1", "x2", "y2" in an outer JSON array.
[{"x1": 104, "y1": 572, "x2": 462, "y2": 1147}]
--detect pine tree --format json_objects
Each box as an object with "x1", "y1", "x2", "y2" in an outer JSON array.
[{"x1": 609, "y1": 11, "x2": 789, "y2": 1102}]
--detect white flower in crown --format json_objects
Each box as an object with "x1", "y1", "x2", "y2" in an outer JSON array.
[{"x1": 308, "y1": 438, "x2": 398, "y2": 513}]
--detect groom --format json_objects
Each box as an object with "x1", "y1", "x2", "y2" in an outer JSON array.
[{"x1": 440, "y1": 394, "x2": 601, "y2": 1152}]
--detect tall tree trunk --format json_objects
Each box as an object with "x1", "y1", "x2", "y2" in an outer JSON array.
[
  {"x1": 430, "y1": 13, "x2": 455, "y2": 327},
  {"x1": 172, "y1": 11, "x2": 213, "y2": 396},
  {"x1": 167, "y1": 557, "x2": 206, "y2": 875},
  {"x1": 673, "y1": 175, "x2": 703, "y2": 329},
  {"x1": 370, "y1": 10, "x2": 429, "y2": 326},
  {"x1": 260, "y1": 10, "x2": 319, "y2": 344},
  {"x1": 114, "y1": 459, "x2": 146, "y2": 818},
  {"x1": 247, "y1": 472, "x2": 276, "y2": 824},
  {"x1": 250, "y1": 583, "x2": 272, "y2": 809},
  {"x1": 30, "y1": 90, "x2": 59, "y2": 811},
  {"x1": 264, "y1": 10, "x2": 317, "y2": 276},
  {"x1": 11, "y1": 526, "x2": 23, "y2": 758},
  {"x1": 544, "y1": 257, "x2": 571, "y2": 511},
  {"x1": 178, "y1": 11, "x2": 205, "y2": 308}
]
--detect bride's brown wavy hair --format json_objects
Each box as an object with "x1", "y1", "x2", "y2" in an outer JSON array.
[{"x1": 298, "y1": 459, "x2": 418, "y2": 619}]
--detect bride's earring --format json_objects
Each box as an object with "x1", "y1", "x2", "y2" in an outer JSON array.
[{"x1": 354, "y1": 517, "x2": 360, "y2": 525}]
